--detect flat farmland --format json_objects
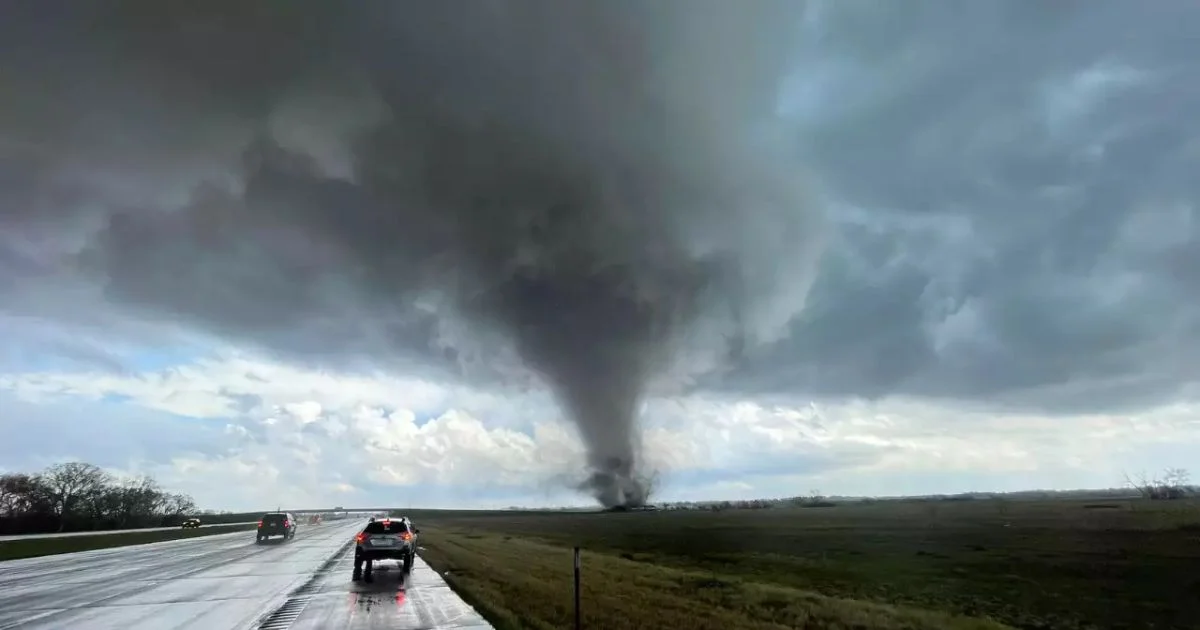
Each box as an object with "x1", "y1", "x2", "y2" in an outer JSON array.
[{"x1": 406, "y1": 498, "x2": 1200, "y2": 630}]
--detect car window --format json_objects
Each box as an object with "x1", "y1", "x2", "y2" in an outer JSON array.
[
  {"x1": 363, "y1": 521, "x2": 409, "y2": 534},
  {"x1": 262, "y1": 513, "x2": 287, "y2": 523}
]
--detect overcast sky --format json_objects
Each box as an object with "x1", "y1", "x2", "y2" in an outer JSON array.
[{"x1": 2, "y1": 1, "x2": 1198, "y2": 511}]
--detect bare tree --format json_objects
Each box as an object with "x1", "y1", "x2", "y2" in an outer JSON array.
[
  {"x1": 0, "y1": 463, "x2": 209, "y2": 534},
  {"x1": 111, "y1": 475, "x2": 164, "y2": 527},
  {"x1": 75, "y1": 475, "x2": 159, "y2": 528},
  {"x1": 0, "y1": 473, "x2": 43, "y2": 518},
  {"x1": 1125, "y1": 470, "x2": 1153, "y2": 498},
  {"x1": 160, "y1": 493, "x2": 198, "y2": 518},
  {"x1": 1163, "y1": 468, "x2": 1190, "y2": 489},
  {"x1": 82, "y1": 484, "x2": 121, "y2": 528},
  {"x1": 39, "y1": 462, "x2": 111, "y2": 531},
  {"x1": 1124, "y1": 468, "x2": 1191, "y2": 500}
]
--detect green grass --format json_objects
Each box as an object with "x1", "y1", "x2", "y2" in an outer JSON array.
[
  {"x1": 0, "y1": 523, "x2": 259, "y2": 560},
  {"x1": 403, "y1": 498, "x2": 1200, "y2": 630},
  {"x1": 419, "y1": 528, "x2": 1011, "y2": 630}
]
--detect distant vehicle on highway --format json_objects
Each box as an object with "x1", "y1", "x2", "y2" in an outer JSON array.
[
  {"x1": 181, "y1": 518, "x2": 201, "y2": 529},
  {"x1": 353, "y1": 517, "x2": 419, "y2": 582},
  {"x1": 256, "y1": 512, "x2": 297, "y2": 543},
  {"x1": 308, "y1": 514, "x2": 323, "y2": 525}
]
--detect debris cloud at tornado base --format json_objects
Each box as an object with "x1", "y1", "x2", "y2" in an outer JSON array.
[{"x1": 1, "y1": 2, "x2": 824, "y2": 507}]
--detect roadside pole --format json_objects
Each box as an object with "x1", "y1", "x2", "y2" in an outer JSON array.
[{"x1": 573, "y1": 546, "x2": 582, "y2": 630}]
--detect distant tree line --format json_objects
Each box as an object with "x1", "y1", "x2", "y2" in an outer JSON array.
[
  {"x1": 0, "y1": 461, "x2": 202, "y2": 535},
  {"x1": 550, "y1": 469, "x2": 1197, "y2": 514}
]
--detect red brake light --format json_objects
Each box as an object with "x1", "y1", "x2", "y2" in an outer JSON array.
[
  {"x1": 257, "y1": 520, "x2": 263, "y2": 527},
  {"x1": 283, "y1": 520, "x2": 290, "y2": 527},
  {"x1": 401, "y1": 532, "x2": 412, "y2": 541},
  {"x1": 355, "y1": 533, "x2": 366, "y2": 543}
]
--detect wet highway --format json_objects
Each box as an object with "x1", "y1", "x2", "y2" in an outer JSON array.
[
  {"x1": 0, "y1": 519, "x2": 493, "y2": 630},
  {"x1": 284, "y1": 549, "x2": 492, "y2": 629}
]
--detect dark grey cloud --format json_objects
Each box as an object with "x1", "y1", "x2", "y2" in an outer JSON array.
[
  {"x1": 3, "y1": 1, "x2": 1198, "y2": 504},
  {"x1": 0, "y1": 1, "x2": 821, "y2": 507},
  {"x1": 717, "y1": 1, "x2": 1200, "y2": 413}
]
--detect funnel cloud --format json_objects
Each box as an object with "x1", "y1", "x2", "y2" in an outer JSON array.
[{"x1": 1, "y1": 2, "x2": 822, "y2": 507}]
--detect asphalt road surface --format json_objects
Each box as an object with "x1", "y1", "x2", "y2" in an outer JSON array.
[
  {"x1": 0, "y1": 522, "x2": 258, "y2": 541},
  {"x1": 0, "y1": 520, "x2": 493, "y2": 630},
  {"x1": 282, "y1": 549, "x2": 491, "y2": 630}
]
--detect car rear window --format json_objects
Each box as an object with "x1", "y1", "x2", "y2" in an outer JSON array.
[
  {"x1": 262, "y1": 514, "x2": 287, "y2": 523},
  {"x1": 363, "y1": 520, "x2": 409, "y2": 534}
]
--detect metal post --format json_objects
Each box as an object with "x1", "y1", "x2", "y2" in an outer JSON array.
[{"x1": 573, "y1": 546, "x2": 581, "y2": 630}]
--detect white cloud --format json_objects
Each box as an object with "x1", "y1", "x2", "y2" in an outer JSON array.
[
  {"x1": 1039, "y1": 60, "x2": 1148, "y2": 133},
  {"x1": 2, "y1": 354, "x2": 1198, "y2": 510}
]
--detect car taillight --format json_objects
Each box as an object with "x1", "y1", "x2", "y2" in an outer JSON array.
[
  {"x1": 355, "y1": 533, "x2": 366, "y2": 543},
  {"x1": 401, "y1": 532, "x2": 412, "y2": 541},
  {"x1": 283, "y1": 520, "x2": 290, "y2": 527},
  {"x1": 257, "y1": 521, "x2": 263, "y2": 528}
]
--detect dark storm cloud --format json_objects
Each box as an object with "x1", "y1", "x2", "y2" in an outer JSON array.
[
  {"x1": 5, "y1": 0, "x2": 1199, "y2": 502},
  {"x1": 0, "y1": 1, "x2": 821, "y2": 506},
  {"x1": 716, "y1": 1, "x2": 1200, "y2": 413}
]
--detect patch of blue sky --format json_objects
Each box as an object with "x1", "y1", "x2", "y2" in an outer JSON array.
[
  {"x1": 0, "y1": 344, "x2": 104, "y2": 373},
  {"x1": 411, "y1": 410, "x2": 441, "y2": 428},
  {"x1": 0, "y1": 390, "x2": 234, "y2": 472},
  {"x1": 373, "y1": 405, "x2": 444, "y2": 429},
  {"x1": 0, "y1": 334, "x2": 213, "y2": 375}
]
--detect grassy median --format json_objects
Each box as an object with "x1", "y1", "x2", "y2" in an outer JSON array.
[
  {"x1": 410, "y1": 498, "x2": 1200, "y2": 630},
  {"x1": 0, "y1": 524, "x2": 259, "y2": 561}
]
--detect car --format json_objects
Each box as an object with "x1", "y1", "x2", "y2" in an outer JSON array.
[
  {"x1": 256, "y1": 512, "x2": 297, "y2": 543},
  {"x1": 353, "y1": 517, "x2": 419, "y2": 582},
  {"x1": 181, "y1": 518, "x2": 201, "y2": 529}
]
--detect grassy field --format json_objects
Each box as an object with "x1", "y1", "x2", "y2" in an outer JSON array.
[
  {"x1": 403, "y1": 498, "x2": 1200, "y2": 630},
  {"x1": 0, "y1": 523, "x2": 259, "y2": 560}
]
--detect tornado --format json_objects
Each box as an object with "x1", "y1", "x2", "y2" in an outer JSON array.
[{"x1": 1, "y1": 1, "x2": 824, "y2": 507}]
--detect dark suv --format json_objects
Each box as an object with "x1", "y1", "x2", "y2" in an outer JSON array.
[
  {"x1": 256, "y1": 512, "x2": 297, "y2": 543},
  {"x1": 353, "y1": 517, "x2": 419, "y2": 582}
]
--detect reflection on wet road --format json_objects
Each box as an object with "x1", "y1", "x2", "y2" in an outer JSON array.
[
  {"x1": 0, "y1": 520, "x2": 490, "y2": 629},
  {"x1": 284, "y1": 548, "x2": 492, "y2": 629}
]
